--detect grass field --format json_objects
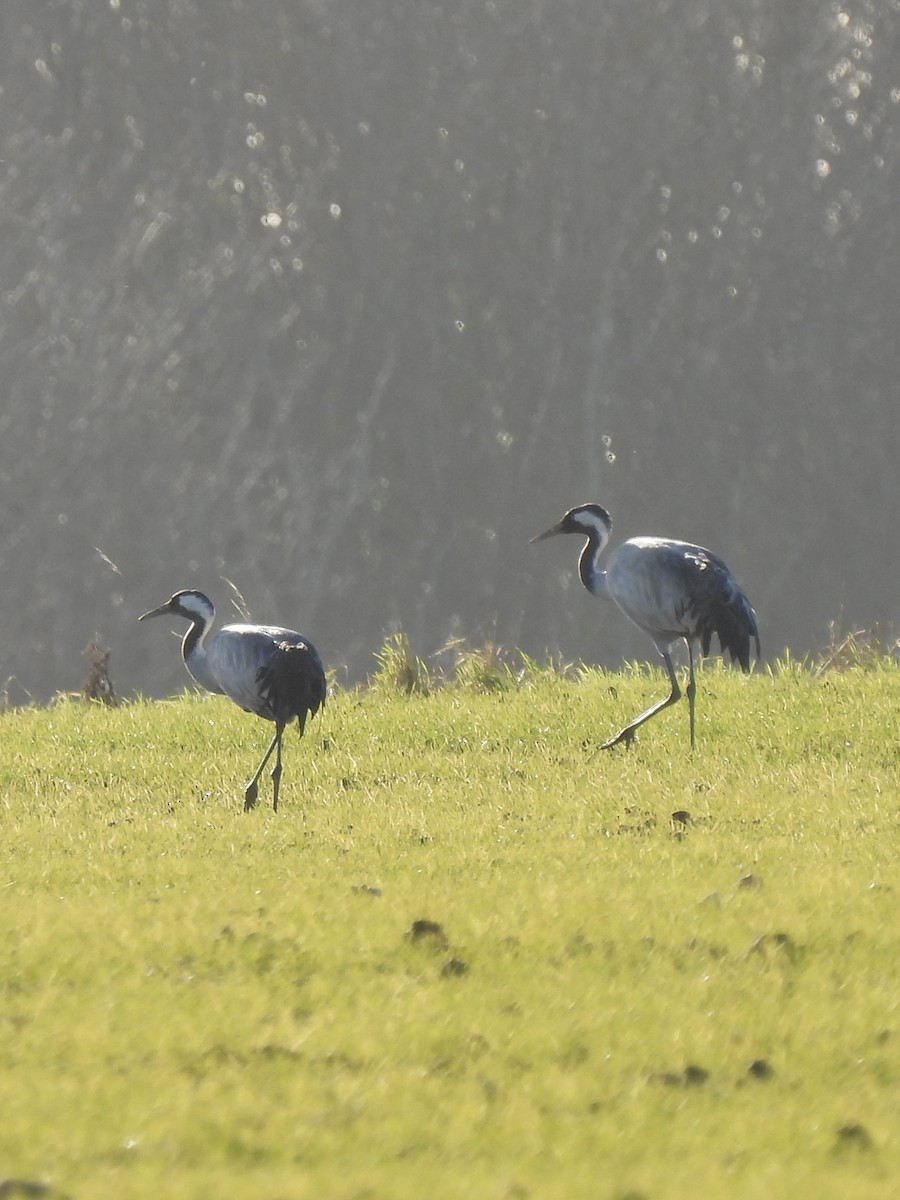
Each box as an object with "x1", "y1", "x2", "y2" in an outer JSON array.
[{"x1": 1, "y1": 648, "x2": 898, "y2": 1199}]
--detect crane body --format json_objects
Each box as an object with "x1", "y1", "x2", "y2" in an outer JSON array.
[
  {"x1": 532, "y1": 505, "x2": 759, "y2": 749},
  {"x1": 139, "y1": 590, "x2": 325, "y2": 810}
]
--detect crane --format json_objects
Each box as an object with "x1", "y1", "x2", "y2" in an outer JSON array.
[
  {"x1": 139, "y1": 589, "x2": 326, "y2": 811},
  {"x1": 531, "y1": 504, "x2": 759, "y2": 750}
]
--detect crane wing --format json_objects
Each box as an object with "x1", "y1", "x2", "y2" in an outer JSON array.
[
  {"x1": 256, "y1": 640, "x2": 327, "y2": 729},
  {"x1": 608, "y1": 539, "x2": 759, "y2": 668},
  {"x1": 676, "y1": 548, "x2": 760, "y2": 669},
  {"x1": 207, "y1": 624, "x2": 325, "y2": 723}
]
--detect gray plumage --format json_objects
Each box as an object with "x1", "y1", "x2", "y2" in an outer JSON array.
[
  {"x1": 532, "y1": 504, "x2": 759, "y2": 749},
  {"x1": 139, "y1": 589, "x2": 325, "y2": 810}
]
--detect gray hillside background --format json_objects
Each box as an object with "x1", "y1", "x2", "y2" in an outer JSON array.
[{"x1": 1, "y1": 1, "x2": 898, "y2": 702}]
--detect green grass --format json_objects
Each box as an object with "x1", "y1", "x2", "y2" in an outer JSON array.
[{"x1": 1, "y1": 657, "x2": 898, "y2": 1199}]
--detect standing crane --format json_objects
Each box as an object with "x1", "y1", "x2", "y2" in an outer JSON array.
[
  {"x1": 531, "y1": 504, "x2": 759, "y2": 750},
  {"x1": 139, "y1": 589, "x2": 326, "y2": 811}
]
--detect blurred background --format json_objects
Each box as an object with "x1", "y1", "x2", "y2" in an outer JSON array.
[{"x1": 1, "y1": 0, "x2": 897, "y2": 701}]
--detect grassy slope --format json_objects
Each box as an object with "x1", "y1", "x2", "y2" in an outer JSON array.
[{"x1": 1, "y1": 662, "x2": 898, "y2": 1199}]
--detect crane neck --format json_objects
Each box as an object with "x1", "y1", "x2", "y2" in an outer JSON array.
[
  {"x1": 180, "y1": 614, "x2": 224, "y2": 693},
  {"x1": 578, "y1": 530, "x2": 612, "y2": 599}
]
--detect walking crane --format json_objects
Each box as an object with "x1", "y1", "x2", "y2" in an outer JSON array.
[
  {"x1": 139, "y1": 589, "x2": 325, "y2": 810},
  {"x1": 532, "y1": 504, "x2": 759, "y2": 749}
]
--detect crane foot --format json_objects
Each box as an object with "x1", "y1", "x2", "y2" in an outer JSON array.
[
  {"x1": 243, "y1": 781, "x2": 259, "y2": 811},
  {"x1": 599, "y1": 727, "x2": 636, "y2": 751}
]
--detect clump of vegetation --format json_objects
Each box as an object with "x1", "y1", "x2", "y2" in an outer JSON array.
[
  {"x1": 445, "y1": 638, "x2": 521, "y2": 693},
  {"x1": 47, "y1": 639, "x2": 118, "y2": 708},
  {"x1": 80, "y1": 639, "x2": 118, "y2": 705},
  {"x1": 815, "y1": 620, "x2": 898, "y2": 674},
  {"x1": 370, "y1": 634, "x2": 577, "y2": 696},
  {"x1": 371, "y1": 630, "x2": 431, "y2": 695}
]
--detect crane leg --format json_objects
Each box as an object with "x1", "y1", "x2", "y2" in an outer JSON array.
[
  {"x1": 244, "y1": 725, "x2": 283, "y2": 812},
  {"x1": 599, "y1": 653, "x2": 682, "y2": 750},
  {"x1": 686, "y1": 642, "x2": 697, "y2": 751},
  {"x1": 270, "y1": 730, "x2": 284, "y2": 813}
]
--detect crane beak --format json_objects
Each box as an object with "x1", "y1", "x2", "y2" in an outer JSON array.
[
  {"x1": 138, "y1": 601, "x2": 172, "y2": 622},
  {"x1": 530, "y1": 522, "x2": 564, "y2": 544}
]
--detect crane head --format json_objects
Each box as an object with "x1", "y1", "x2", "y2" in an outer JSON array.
[
  {"x1": 531, "y1": 504, "x2": 613, "y2": 545},
  {"x1": 138, "y1": 589, "x2": 215, "y2": 625}
]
